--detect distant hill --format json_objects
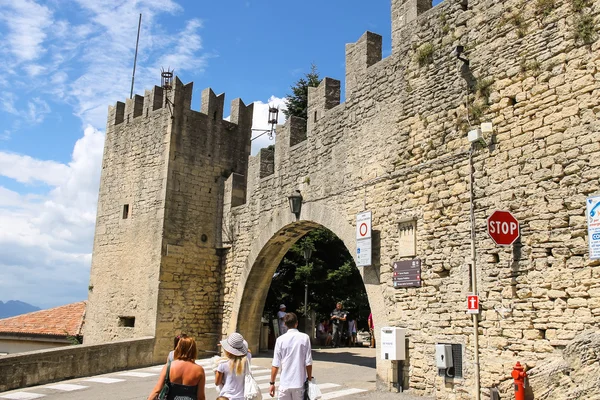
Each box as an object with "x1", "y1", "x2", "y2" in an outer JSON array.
[{"x1": 0, "y1": 300, "x2": 41, "y2": 319}]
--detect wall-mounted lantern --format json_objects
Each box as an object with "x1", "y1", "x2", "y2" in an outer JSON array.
[{"x1": 288, "y1": 190, "x2": 303, "y2": 219}]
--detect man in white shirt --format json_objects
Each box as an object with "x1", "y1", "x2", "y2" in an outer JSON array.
[
  {"x1": 269, "y1": 313, "x2": 313, "y2": 400},
  {"x1": 277, "y1": 304, "x2": 288, "y2": 336}
]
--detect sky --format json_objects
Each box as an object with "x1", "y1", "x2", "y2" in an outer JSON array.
[{"x1": 0, "y1": 0, "x2": 444, "y2": 310}]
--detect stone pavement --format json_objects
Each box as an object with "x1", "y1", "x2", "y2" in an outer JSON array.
[
  {"x1": 0, "y1": 345, "x2": 433, "y2": 400},
  {"x1": 252, "y1": 346, "x2": 434, "y2": 400}
]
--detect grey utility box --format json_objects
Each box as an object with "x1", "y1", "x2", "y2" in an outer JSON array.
[{"x1": 435, "y1": 344, "x2": 453, "y2": 369}]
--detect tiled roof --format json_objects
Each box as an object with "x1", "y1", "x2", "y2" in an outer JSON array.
[{"x1": 0, "y1": 301, "x2": 86, "y2": 337}]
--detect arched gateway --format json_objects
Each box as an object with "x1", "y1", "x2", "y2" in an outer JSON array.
[
  {"x1": 84, "y1": 0, "x2": 600, "y2": 399},
  {"x1": 229, "y1": 202, "x2": 387, "y2": 383}
]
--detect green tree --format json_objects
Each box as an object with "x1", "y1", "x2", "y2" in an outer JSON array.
[
  {"x1": 264, "y1": 228, "x2": 371, "y2": 332},
  {"x1": 282, "y1": 64, "x2": 321, "y2": 120}
]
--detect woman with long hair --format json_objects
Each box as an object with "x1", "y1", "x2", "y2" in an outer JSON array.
[
  {"x1": 214, "y1": 332, "x2": 248, "y2": 400},
  {"x1": 147, "y1": 334, "x2": 206, "y2": 400}
]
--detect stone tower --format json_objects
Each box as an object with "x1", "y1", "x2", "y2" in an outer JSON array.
[{"x1": 84, "y1": 77, "x2": 253, "y2": 361}]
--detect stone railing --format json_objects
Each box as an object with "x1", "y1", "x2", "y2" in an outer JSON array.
[{"x1": 0, "y1": 337, "x2": 155, "y2": 392}]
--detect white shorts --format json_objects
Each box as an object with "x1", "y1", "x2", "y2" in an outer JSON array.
[{"x1": 278, "y1": 387, "x2": 304, "y2": 400}]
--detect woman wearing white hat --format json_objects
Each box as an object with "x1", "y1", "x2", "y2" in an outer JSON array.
[
  {"x1": 215, "y1": 332, "x2": 248, "y2": 400},
  {"x1": 277, "y1": 304, "x2": 288, "y2": 336}
]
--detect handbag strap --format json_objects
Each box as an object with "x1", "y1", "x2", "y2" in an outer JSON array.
[
  {"x1": 165, "y1": 359, "x2": 171, "y2": 384},
  {"x1": 245, "y1": 358, "x2": 253, "y2": 377}
]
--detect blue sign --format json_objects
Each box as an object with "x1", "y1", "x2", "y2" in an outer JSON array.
[{"x1": 587, "y1": 195, "x2": 600, "y2": 260}]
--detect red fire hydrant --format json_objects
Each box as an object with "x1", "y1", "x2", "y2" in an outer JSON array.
[{"x1": 511, "y1": 361, "x2": 528, "y2": 400}]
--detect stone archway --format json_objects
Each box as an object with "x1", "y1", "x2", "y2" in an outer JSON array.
[{"x1": 228, "y1": 201, "x2": 388, "y2": 386}]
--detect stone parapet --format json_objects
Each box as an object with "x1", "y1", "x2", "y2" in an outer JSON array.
[{"x1": 0, "y1": 337, "x2": 154, "y2": 392}]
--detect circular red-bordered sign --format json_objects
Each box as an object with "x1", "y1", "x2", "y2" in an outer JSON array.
[{"x1": 359, "y1": 222, "x2": 368, "y2": 237}]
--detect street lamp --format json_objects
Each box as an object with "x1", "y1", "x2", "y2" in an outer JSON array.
[
  {"x1": 303, "y1": 246, "x2": 313, "y2": 335},
  {"x1": 288, "y1": 190, "x2": 303, "y2": 220}
]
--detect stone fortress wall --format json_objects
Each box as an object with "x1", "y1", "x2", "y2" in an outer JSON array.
[
  {"x1": 83, "y1": 0, "x2": 600, "y2": 398},
  {"x1": 220, "y1": 0, "x2": 600, "y2": 398}
]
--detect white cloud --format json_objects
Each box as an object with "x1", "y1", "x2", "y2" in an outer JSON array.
[
  {"x1": 0, "y1": 126, "x2": 104, "y2": 308},
  {"x1": 0, "y1": 152, "x2": 68, "y2": 186},
  {"x1": 251, "y1": 96, "x2": 288, "y2": 155},
  {"x1": 27, "y1": 98, "x2": 51, "y2": 124},
  {"x1": 0, "y1": 0, "x2": 213, "y2": 309},
  {"x1": 0, "y1": 93, "x2": 51, "y2": 125},
  {"x1": 0, "y1": 0, "x2": 53, "y2": 62},
  {"x1": 24, "y1": 64, "x2": 47, "y2": 77},
  {"x1": 0, "y1": 93, "x2": 18, "y2": 115}
]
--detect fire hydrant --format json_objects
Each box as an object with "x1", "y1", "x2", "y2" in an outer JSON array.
[{"x1": 511, "y1": 361, "x2": 528, "y2": 400}]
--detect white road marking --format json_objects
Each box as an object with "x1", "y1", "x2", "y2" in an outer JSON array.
[
  {"x1": 82, "y1": 377, "x2": 125, "y2": 384},
  {"x1": 317, "y1": 383, "x2": 341, "y2": 390},
  {"x1": 321, "y1": 388, "x2": 368, "y2": 399},
  {"x1": 116, "y1": 372, "x2": 157, "y2": 378},
  {"x1": 0, "y1": 393, "x2": 45, "y2": 399},
  {"x1": 44, "y1": 384, "x2": 88, "y2": 391}
]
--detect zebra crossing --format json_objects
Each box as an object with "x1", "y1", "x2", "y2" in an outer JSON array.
[{"x1": 0, "y1": 357, "x2": 367, "y2": 399}]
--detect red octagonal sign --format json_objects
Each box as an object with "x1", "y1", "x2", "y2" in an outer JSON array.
[{"x1": 487, "y1": 210, "x2": 520, "y2": 246}]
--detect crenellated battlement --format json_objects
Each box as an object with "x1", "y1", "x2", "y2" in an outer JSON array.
[
  {"x1": 201, "y1": 88, "x2": 225, "y2": 121},
  {"x1": 345, "y1": 31, "x2": 382, "y2": 100},
  {"x1": 106, "y1": 76, "x2": 253, "y2": 135},
  {"x1": 391, "y1": 0, "x2": 433, "y2": 52},
  {"x1": 308, "y1": 78, "x2": 341, "y2": 133}
]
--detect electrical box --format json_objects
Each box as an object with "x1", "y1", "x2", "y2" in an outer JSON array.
[
  {"x1": 436, "y1": 344, "x2": 453, "y2": 369},
  {"x1": 380, "y1": 327, "x2": 405, "y2": 361},
  {"x1": 481, "y1": 122, "x2": 493, "y2": 133},
  {"x1": 467, "y1": 128, "x2": 483, "y2": 143}
]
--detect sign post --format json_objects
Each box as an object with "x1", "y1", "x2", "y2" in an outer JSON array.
[
  {"x1": 356, "y1": 211, "x2": 372, "y2": 266},
  {"x1": 587, "y1": 194, "x2": 600, "y2": 260},
  {"x1": 487, "y1": 210, "x2": 520, "y2": 246}
]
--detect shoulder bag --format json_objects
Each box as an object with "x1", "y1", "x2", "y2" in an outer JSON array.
[
  {"x1": 244, "y1": 358, "x2": 262, "y2": 400},
  {"x1": 158, "y1": 359, "x2": 171, "y2": 400}
]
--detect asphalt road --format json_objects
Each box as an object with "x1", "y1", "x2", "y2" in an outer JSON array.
[{"x1": 0, "y1": 346, "x2": 431, "y2": 400}]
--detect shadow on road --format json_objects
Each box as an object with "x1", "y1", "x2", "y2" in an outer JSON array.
[
  {"x1": 257, "y1": 346, "x2": 376, "y2": 368},
  {"x1": 311, "y1": 348, "x2": 376, "y2": 368}
]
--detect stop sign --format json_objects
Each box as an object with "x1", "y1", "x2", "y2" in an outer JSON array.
[{"x1": 487, "y1": 210, "x2": 520, "y2": 246}]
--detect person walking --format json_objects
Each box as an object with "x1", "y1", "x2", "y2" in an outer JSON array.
[
  {"x1": 215, "y1": 332, "x2": 248, "y2": 400},
  {"x1": 147, "y1": 334, "x2": 206, "y2": 400},
  {"x1": 347, "y1": 317, "x2": 357, "y2": 347},
  {"x1": 330, "y1": 302, "x2": 347, "y2": 348},
  {"x1": 317, "y1": 319, "x2": 332, "y2": 347},
  {"x1": 269, "y1": 313, "x2": 313, "y2": 400},
  {"x1": 277, "y1": 304, "x2": 288, "y2": 336},
  {"x1": 168, "y1": 334, "x2": 182, "y2": 362}
]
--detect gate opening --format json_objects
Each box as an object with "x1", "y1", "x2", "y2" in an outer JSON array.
[{"x1": 262, "y1": 227, "x2": 373, "y2": 356}]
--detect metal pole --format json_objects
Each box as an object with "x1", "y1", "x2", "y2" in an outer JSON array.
[
  {"x1": 130, "y1": 13, "x2": 142, "y2": 99},
  {"x1": 469, "y1": 145, "x2": 481, "y2": 400},
  {"x1": 304, "y1": 282, "x2": 308, "y2": 334}
]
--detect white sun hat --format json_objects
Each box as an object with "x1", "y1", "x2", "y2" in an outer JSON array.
[{"x1": 220, "y1": 332, "x2": 248, "y2": 357}]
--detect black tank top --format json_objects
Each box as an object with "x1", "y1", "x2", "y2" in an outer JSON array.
[{"x1": 167, "y1": 382, "x2": 198, "y2": 400}]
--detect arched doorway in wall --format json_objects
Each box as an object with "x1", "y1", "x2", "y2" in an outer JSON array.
[
  {"x1": 263, "y1": 227, "x2": 371, "y2": 350},
  {"x1": 229, "y1": 202, "x2": 389, "y2": 389}
]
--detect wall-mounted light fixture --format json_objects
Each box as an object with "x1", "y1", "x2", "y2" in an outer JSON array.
[{"x1": 288, "y1": 190, "x2": 303, "y2": 219}]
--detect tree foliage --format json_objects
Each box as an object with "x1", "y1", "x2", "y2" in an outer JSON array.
[
  {"x1": 264, "y1": 228, "x2": 371, "y2": 331},
  {"x1": 282, "y1": 64, "x2": 321, "y2": 121}
]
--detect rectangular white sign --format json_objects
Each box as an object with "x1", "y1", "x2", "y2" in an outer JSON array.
[
  {"x1": 356, "y1": 211, "x2": 372, "y2": 239},
  {"x1": 587, "y1": 194, "x2": 600, "y2": 260},
  {"x1": 356, "y1": 211, "x2": 372, "y2": 266}
]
